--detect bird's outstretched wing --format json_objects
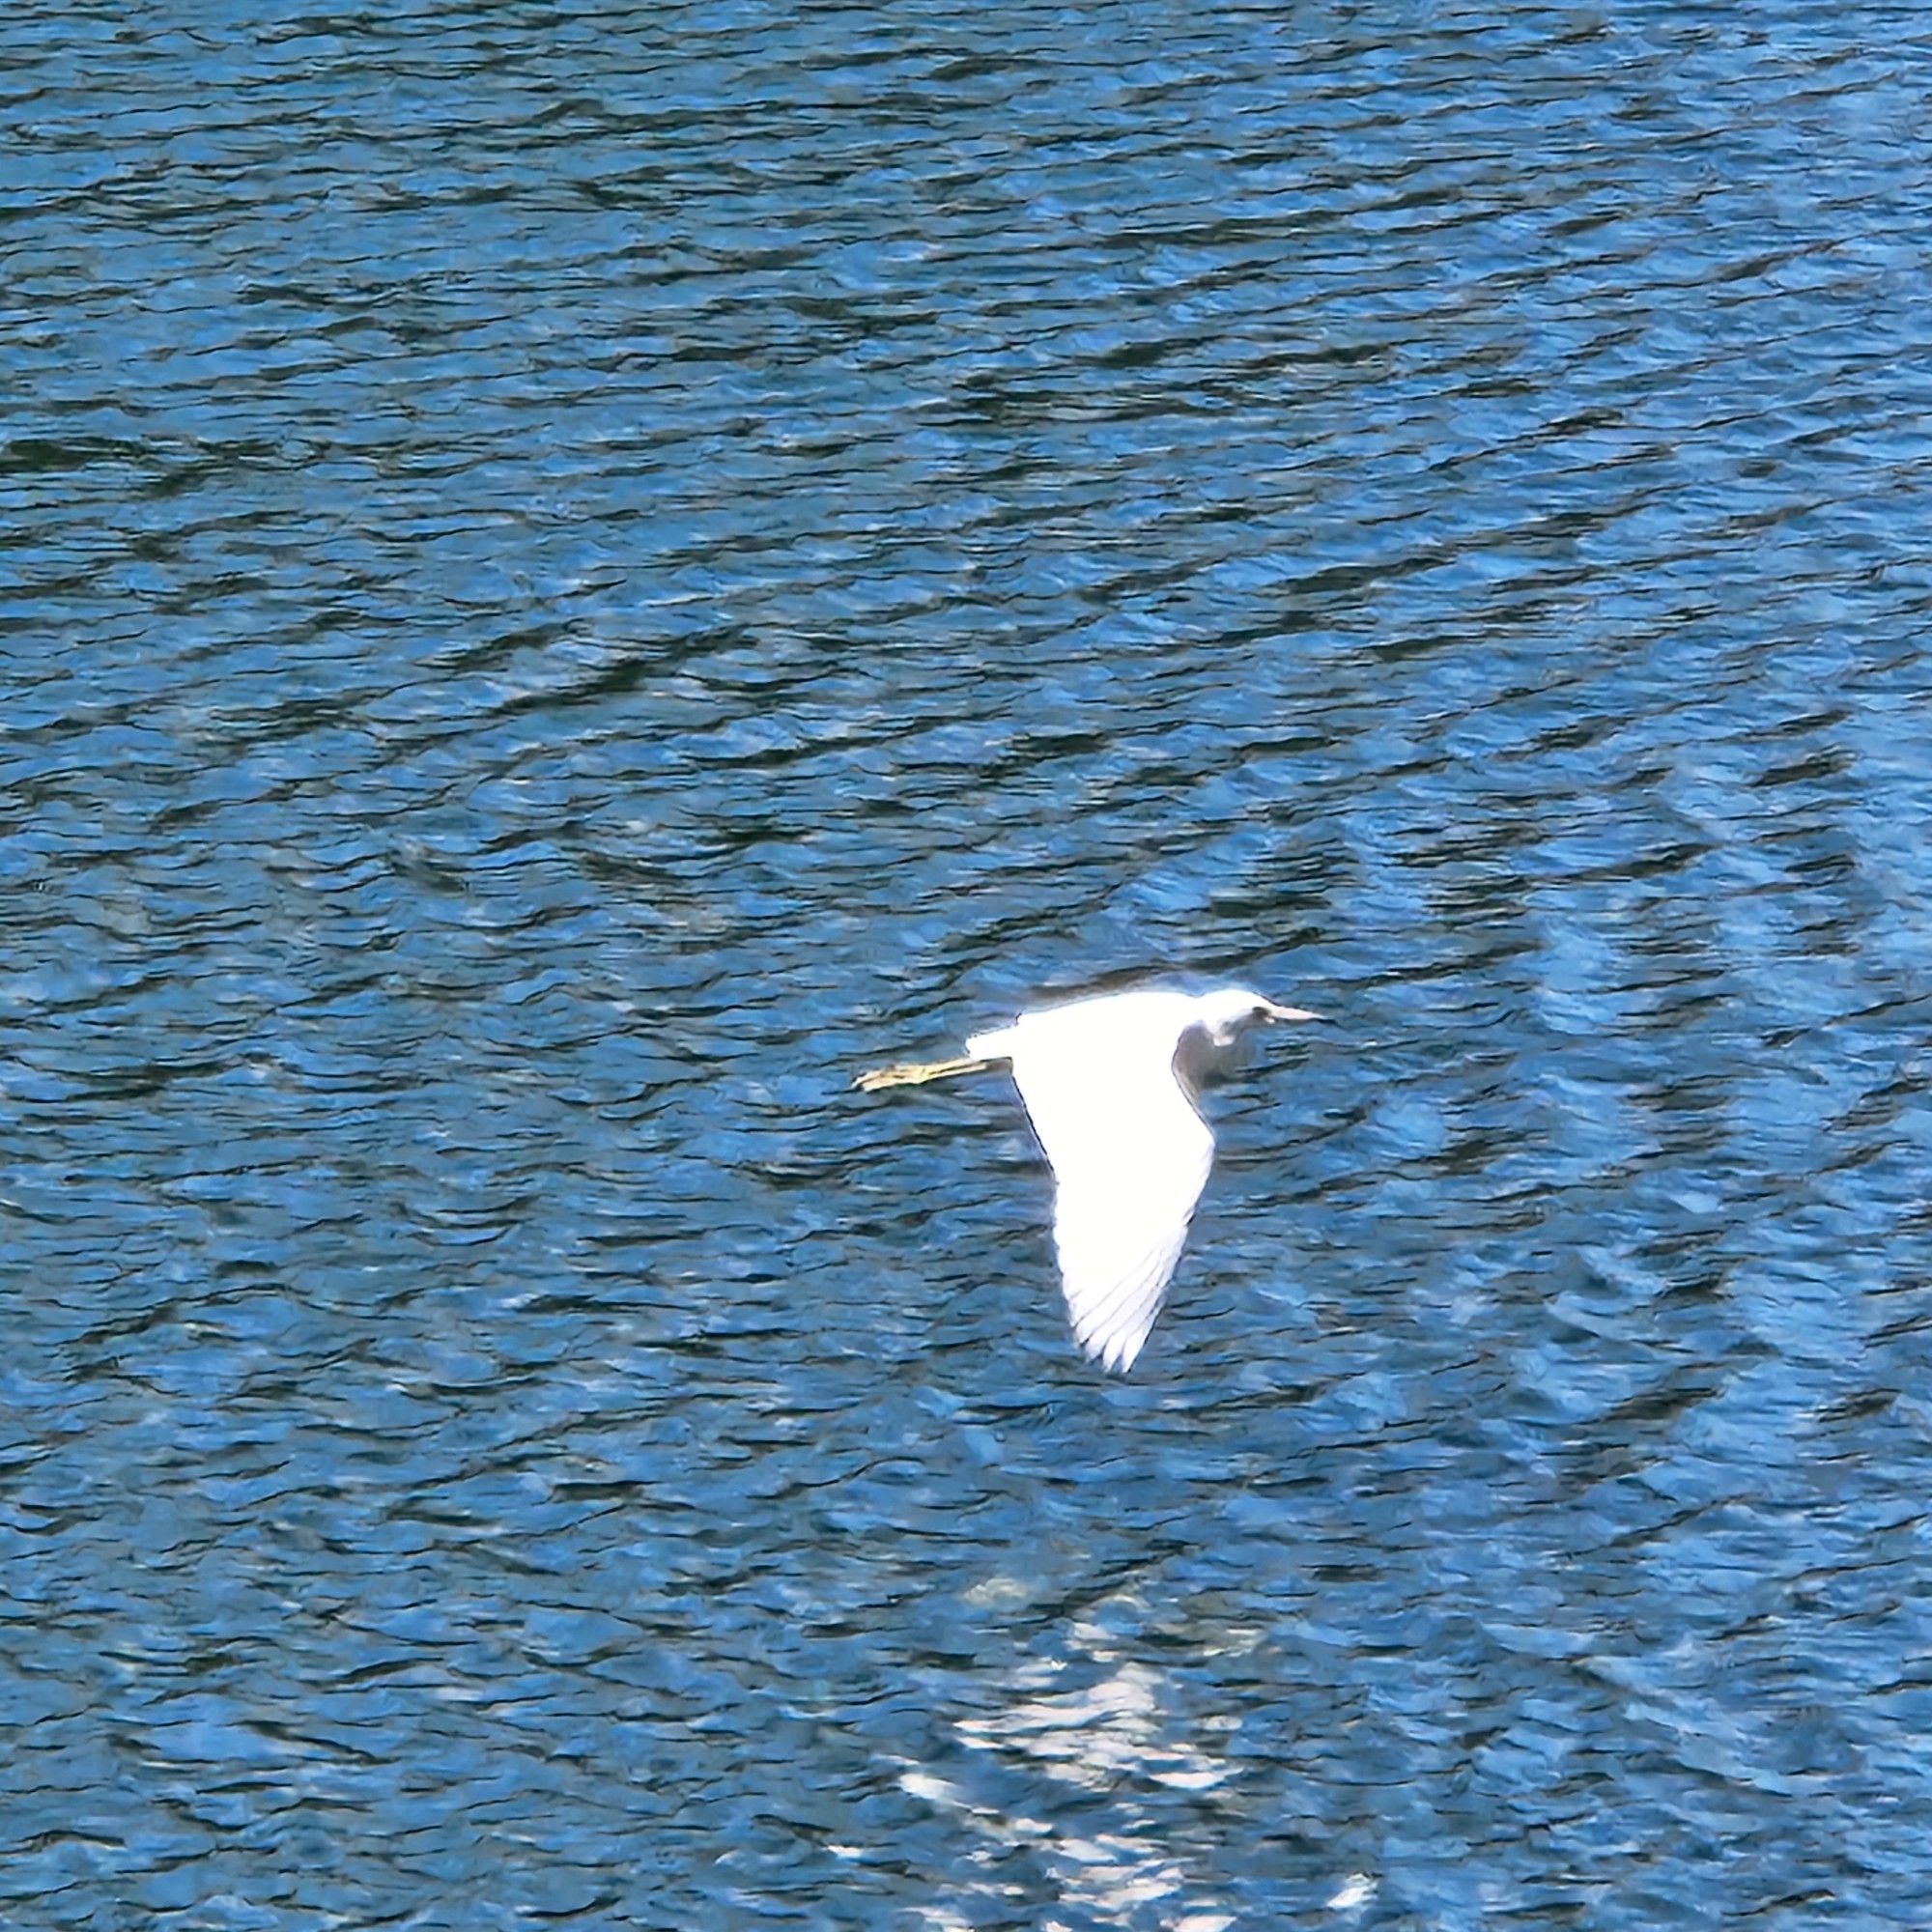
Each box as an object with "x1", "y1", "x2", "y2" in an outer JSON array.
[{"x1": 1002, "y1": 1011, "x2": 1215, "y2": 1373}]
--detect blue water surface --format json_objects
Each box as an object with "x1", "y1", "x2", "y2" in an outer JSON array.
[{"x1": 5, "y1": 3, "x2": 1932, "y2": 1925}]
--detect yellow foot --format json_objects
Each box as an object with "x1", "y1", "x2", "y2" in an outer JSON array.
[{"x1": 854, "y1": 1055, "x2": 988, "y2": 1092}]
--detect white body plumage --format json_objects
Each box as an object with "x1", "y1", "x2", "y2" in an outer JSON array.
[{"x1": 862, "y1": 984, "x2": 1315, "y2": 1372}]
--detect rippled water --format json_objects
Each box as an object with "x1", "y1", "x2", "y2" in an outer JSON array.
[{"x1": 7, "y1": 4, "x2": 1932, "y2": 1925}]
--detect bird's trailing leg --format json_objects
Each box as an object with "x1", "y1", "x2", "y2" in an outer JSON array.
[{"x1": 854, "y1": 1054, "x2": 996, "y2": 1093}]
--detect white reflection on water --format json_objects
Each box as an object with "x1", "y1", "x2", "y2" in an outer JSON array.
[{"x1": 901, "y1": 1594, "x2": 1251, "y2": 1928}]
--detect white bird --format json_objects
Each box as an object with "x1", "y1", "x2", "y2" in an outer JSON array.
[{"x1": 857, "y1": 985, "x2": 1317, "y2": 1372}]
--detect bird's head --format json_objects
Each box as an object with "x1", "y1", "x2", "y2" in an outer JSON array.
[{"x1": 1193, "y1": 985, "x2": 1320, "y2": 1049}]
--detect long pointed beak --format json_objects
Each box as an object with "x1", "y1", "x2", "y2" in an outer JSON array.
[{"x1": 1261, "y1": 999, "x2": 1320, "y2": 1023}]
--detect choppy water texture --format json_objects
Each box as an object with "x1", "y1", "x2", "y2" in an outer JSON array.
[{"x1": 7, "y1": 3, "x2": 1932, "y2": 1925}]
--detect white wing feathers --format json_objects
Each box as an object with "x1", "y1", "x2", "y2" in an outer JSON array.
[{"x1": 991, "y1": 1000, "x2": 1216, "y2": 1373}]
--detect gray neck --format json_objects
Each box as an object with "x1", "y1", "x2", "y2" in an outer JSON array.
[{"x1": 1171, "y1": 1024, "x2": 1219, "y2": 1110}]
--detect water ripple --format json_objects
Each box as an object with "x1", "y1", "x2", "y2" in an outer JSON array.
[{"x1": 6, "y1": 1, "x2": 1932, "y2": 1924}]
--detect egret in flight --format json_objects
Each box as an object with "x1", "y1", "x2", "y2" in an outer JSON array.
[{"x1": 857, "y1": 985, "x2": 1317, "y2": 1372}]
